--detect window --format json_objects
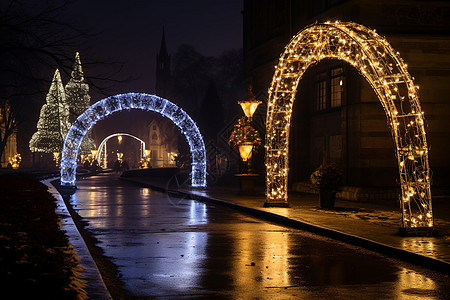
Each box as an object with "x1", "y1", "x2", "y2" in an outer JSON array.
[
  {"x1": 314, "y1": 67, "x2": 345, "y2": 112},
  {"x1": 330, "y1": 67, "x2": 343, "y2": 108},
  {"x1": 315, "y1": 78, "x2": 327, "y2": 112}
]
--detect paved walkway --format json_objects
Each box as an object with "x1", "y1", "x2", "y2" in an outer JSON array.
[{"x1": 121, "y1": 177, "x2": 450, "y2": 274}]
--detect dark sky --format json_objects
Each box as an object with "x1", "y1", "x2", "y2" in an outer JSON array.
[
  {"x1": 66, "y1": 0, "x2": 243, "y2": 98},
  {"x1": 58, "y1": 0, "x2": 243, "y2": 143}
]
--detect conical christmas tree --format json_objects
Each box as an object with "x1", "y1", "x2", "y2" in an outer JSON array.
[
  {"x1": 30, "y1": 69, "x2": 71, "y2": 153},
  {"x1": 65, "y1": 52, "x2": 96, "y2": 154}
]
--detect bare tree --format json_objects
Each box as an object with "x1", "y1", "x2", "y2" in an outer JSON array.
[{"x1": 0, "y1": 0, "x2": 126, "y2": 162}]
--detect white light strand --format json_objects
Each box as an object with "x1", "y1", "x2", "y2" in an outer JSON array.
[
  {"x1": 29, "y1": 69, "x2": 71, "y2": 153},
  {"x1": 60, "y1": 93, "x2": 207, "y2": 187},
  {"x1": 64, "y1": 52, "x2": 96, "y2": 155},
  {"x1": 265, "y1": 21, "x2": 433, "y2": 229}
]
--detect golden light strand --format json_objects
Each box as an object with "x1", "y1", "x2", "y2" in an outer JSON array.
[{"x1": 265, "y1": 21, "x2": 433, "y2": 229}]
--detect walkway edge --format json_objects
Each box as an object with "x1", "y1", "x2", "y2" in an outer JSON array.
[
  {"x1": 43, "y1": 179, "x2": 112, "y2": 300},
  {"x1": 121, "y1": 177, "x2": 450, "y2": 275}
]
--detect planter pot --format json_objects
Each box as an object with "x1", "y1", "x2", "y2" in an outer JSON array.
[{"x1": 319, "y1": 188, "x2": 335, "y2": 209}]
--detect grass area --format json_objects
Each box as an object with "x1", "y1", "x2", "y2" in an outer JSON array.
[{"x1": 0, "y1": 174, "x2": 86, "y2": 299}]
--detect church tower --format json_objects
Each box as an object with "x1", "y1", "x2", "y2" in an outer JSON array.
[{"x1": 155, "y1": 27, "x2": 171, "y2": 98}]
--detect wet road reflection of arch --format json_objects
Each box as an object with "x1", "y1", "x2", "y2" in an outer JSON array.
[{"x1": 68, "y1": 173, "x2": 449, "y2": 298}]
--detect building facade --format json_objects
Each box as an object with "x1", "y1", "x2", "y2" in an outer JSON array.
[{"x1": 243, "y1": 0, "x2": 450, "y2": 198}]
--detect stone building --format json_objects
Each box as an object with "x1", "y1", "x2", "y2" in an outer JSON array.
[
  {"x1": 149, "y1": 30, "x2": 179, "y2": 168},
  {"x1": 243, "y1": 0, "x2": 450, "y2": 199},
  {"x1": 147, "y1": 119, "x2": 178, "y2": 168}
]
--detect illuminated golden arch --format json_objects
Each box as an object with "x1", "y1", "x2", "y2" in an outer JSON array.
[{"x1": 265, "y1": 21, "x2": 433, "y2": 229}]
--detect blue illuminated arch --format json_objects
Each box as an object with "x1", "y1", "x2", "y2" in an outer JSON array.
[{"x1": 60, "y1": 93, "x2": 206, "y2": 187}]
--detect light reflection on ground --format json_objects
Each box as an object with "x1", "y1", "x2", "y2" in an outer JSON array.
[{"x1": 70, "y1": 174, "x2": 449, "y2": 299}]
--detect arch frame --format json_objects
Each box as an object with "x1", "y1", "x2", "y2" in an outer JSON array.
[
  {"x1": 60, "y1": 93, "x2": 207, "y2": 187},
  {"x1": 265, "y1": 21, "x2": 433, "y2": 229},
  {"x1": 95, "y1": 133, "x2": 146, "y2": 168}
]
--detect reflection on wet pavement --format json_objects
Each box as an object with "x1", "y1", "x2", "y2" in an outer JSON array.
[{"x1": 70, "y1": 174, "x2": 449, "y2": 299}]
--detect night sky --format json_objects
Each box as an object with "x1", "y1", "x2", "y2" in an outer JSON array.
[
  {"x1": 65, "y1": 0, "x2": 243, "y2": 98},
  {"x1": 59, "y1": 0, "x2": 244, "y2": 142}
]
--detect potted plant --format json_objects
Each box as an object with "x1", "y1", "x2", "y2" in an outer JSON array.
[{"x1": 310, "y1": 163, "x2": 341, "y2": 208}]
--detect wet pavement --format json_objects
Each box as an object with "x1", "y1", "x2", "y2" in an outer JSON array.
[{"x1": 67, "y1": 173, "x2": 449, "y2": 299}]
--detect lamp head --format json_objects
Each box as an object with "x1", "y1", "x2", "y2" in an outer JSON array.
[{"x1": 238, "y1": 85, "x2": 261, "y2": 119}]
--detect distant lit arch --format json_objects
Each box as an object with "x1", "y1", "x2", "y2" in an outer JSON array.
[
  {"x1": 95, "y1": 133, "x2": 147, "y2": 169},
  {"x1": 265, "y1": 21, "x2": 433, "y2": 229},
  {"x1": 61, "y1": 93, "x2": 206, "y2": 187}
]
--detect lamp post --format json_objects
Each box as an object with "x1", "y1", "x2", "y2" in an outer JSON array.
[
  {"x1": 235, "y1": 85, "x2": 261, "y2": 174},
  {"x1": 229, "y1": 85, "x2": 262, "y2": 195}
]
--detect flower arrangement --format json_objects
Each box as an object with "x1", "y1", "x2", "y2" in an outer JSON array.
[
  {"x1": 310, "y1": 163, "x2": 341, "y2": 190},
  {"x1": 229, "y1": 117, "x2": 262, "y2": 147}
]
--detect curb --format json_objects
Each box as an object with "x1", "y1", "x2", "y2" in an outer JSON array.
[
  {"x1": 43, "y1": 178, "x2": 112, "y2": 300},
  {"x1": 121, "y1": 177, "x2": 450, "y2": 275}
]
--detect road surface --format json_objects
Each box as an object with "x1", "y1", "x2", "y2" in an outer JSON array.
[{"x1": 68, "y1": 173, "x2": 449, "y2": 299}]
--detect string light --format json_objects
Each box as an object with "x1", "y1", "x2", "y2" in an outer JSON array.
[
  {"x1": 29, "y1": 69, "x2": 71, "y2": 153},
  {"x1": 64, "y1": 52, "x2": 96, "y2": 155},
  {"x1": 265, "y1": 21, "x2": 433, "y2": 229},
  {"x1": 60, "y1": 93, "x2": 207, "y2": 188}
]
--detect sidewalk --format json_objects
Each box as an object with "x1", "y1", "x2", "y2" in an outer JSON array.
[
  {"x1": 121, "y1": 176, "x2": 450, "y2": 274},
  {"x1": 44, "y1": 179, "x2": 112, "y2": 300}
]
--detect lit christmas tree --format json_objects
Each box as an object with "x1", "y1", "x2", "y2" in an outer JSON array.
[
  {"x1": 65, "y1": 52, "x2": 96, "y2": 154},
  {"x1": 30, "y1": 69, "x2": 71, "y2": 153}
]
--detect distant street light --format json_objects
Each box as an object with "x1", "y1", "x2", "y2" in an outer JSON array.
[
  {"x1": 117, "y1": 152, "x2": 123, "y2": 162},
  {"x1": 53, "y1": 152, "x2": 60, "y2": 167}
]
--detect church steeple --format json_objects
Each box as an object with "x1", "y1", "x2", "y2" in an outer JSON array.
[
  {"x1": 159, "y1": 27, "x2": 169, "y2": 59},
  {"x1": 156, "y1": 27, "x2": 171, "y2": 97}
]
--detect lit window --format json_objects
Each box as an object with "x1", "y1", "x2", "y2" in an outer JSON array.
[{"x1": 331, "y1": 67, "x2": 343, "y2": 108}]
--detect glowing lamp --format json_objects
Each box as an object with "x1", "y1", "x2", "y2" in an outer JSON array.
[
  {"x1": 239, "y1": 143, "x2": 254, "y2": 162},
  {"x1": 118, "y1": 135, "x2": 122, "y2": 143},
  {"x1": 238, "y1": 85, "x2": 261, "y2": 120},
  {"x1": 144, "y1": 149, "x2": 151, "y2": 157},
  {"x1": 90, "y1": 149, "x2": 98, "y2": 157},
  {"x1": 117, "y1": 152, "x2": 123, "y2": 160}
]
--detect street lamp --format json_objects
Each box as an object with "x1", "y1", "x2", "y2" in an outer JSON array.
[
  {"x1": 238, "y1": 85, "x2": 261, "y2": 121},
  {"x1": 229, "y1": 85, "x2": 262, "y2": 195}
]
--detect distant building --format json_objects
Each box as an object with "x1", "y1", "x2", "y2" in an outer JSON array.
[
  {"x1": 148, "y1": 119, "x2": 178, "y2": 168},
  {"x1": 150, "y1": 30, "x2": 179, "y2": 167},
  {"x1": 243, "y1": 0, "x2": 450, "y2": 199},
  {"x1": 155, "y1": 27, "x2": 172, "y2": 98}
]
